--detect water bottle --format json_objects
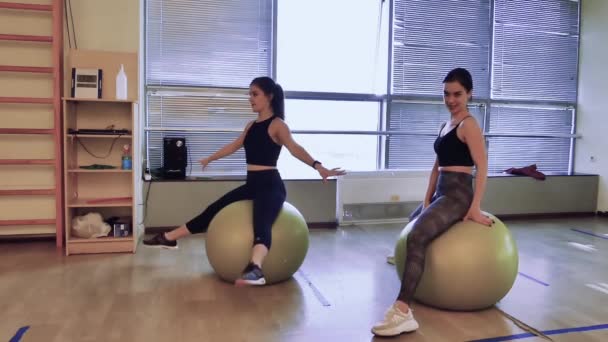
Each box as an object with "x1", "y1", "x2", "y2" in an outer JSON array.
[
  {"x1": 116, "y1": 64, "x2": 128, "y2": 100},
  {"x1": 121, "y1": 144, "x2": 132, "y2": 170}
]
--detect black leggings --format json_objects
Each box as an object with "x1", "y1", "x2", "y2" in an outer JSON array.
[
  {"x1": 185, "y1": 169, "x2": 286, "y2": 249},
  {"x1": 398, "y1": 171, "x2": 474, "y2": 304}
]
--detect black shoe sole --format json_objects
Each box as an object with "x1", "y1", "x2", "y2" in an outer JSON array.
[{"x1": 142, "y1": 244, "x2": 178, "y2": 250}]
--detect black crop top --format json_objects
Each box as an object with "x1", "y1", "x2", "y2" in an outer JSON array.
[
  {"x1": 433, "y1": 117, "x2": 474, "y2": 167},
  {"x1": 243, "y1": 117, "x2": 282, "y2": 166}
]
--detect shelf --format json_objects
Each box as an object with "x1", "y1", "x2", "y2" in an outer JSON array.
[
  {"x1": 0, "y1": 33, "x2": 52, "y2": 43},
  {"x1": 0, "y1": 2, "x2": 52, "y2": 11},
  {"x1": 66, "y1": 235, "x2": 135, "y2": 255},
  {"x1": 0, "y1": 218, "x2": 55, "y2": 226},
  {"x1": 0, "y1": 96, "x2": 53, "y2": 104},
  {"x1": 0, "y1": 65, "x2": 53, "y2": 73},
  {"x1": 0, "y1": 128, "x2": 54, "y2": 135},
  {"x1": 68, "y1": 197, "x2": 132, "y2": 208},
  {"x1": 64, "y1": 49, "x2": 139, "y2": 255},
  {"x1": 68, "y1": 169, "x2": 132, "y2": 173},
  {"x1": 69, "y1": 236, "x2": 133, "y2": 243},
  {"x1": 68, "y1": 134, "x2": 132, "y2": 139},
  {"x1": 63, "y1": 97, "x2": 135, "y2": 103},
  {"x1": 0, "y1": 189, "x2": 55, "y2": 196},
  {"x1": 0, "y1": 159, "x2": 55, "y2": 165}
]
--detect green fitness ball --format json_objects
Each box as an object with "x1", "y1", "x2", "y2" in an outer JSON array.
[
  {"x1": 205, "y1": 200, "x2": 310, "y2": 285},
  {"x1": 394, "y1": 212, "x2": 519, "y2": 311}
]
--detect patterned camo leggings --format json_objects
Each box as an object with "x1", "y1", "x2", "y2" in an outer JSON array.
[{"x1": 397, "y1": 171, "x2": 473, "y2": 304}]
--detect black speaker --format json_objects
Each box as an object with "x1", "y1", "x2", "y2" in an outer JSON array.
[{"x1": 163, "y1": 137, "x2": 187, "y2": 179}]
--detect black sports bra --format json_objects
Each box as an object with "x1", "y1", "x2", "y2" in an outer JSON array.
[
  {"x1": 243, "y1": 117, "x2": 282, "y2": 166},
  {"x1": 433, "y1": 116, "x2": 474, "y2": 167}
]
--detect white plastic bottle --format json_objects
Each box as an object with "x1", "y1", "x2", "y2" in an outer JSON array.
[{"x1": 116, "y1": 64, "x2": 128, "y2": 100}]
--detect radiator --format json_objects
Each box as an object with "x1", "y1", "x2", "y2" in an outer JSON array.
[{"x1": 336, "y1": 170, "x2": 430, "y2": 225}]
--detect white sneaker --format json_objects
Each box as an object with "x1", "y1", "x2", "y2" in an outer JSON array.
[{"x1": 371, "y1": 303, "x2": 419, "y2": 337}]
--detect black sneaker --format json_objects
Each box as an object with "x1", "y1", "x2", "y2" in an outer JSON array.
[
  {"x1": 235, "y1": 262, "x2": 266, "y2": 286},
  {"x1": 142, "y1": 233, "x2": 178, "y2": 250}
]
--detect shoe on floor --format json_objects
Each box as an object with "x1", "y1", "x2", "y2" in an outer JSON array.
[
  {"x1": 235, "y1": 262, "x2": 266, "y2": 286},
  {"x1": 371, "y1": 303, "x2": 419, "y2": 337},
  {"x1": 142, "y1": 233, "x2": 178, "y2": 250}
]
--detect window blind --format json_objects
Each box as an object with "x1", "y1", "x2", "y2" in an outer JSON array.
[
  {"x1": 486, "y1": 104, "x2": 573, "y2": 173},
  {"x1": 492, "y1": 0, "x2": 579, "y2": 102},
  {"x1": 388, "y1": 0, "x2": 579, "y2": 174},
  {"x1": 487, "y1": 137, "x2": 571, "y2": 173},
  {"x1": 392, "y1": 0, "x2": 491, "y2": 98},
  {"x1": 146, "y1": 0, "x2": 272, "y2": 88}
]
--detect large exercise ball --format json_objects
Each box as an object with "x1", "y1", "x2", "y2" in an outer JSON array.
[
  {"x1": 394, "y1": 212, "x2": 518, "y2": 311},
  {"x1": 205, "y1": 200, "x2": 309, "y2": 285}
]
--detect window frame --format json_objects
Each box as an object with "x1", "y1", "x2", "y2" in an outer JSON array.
[{"x1": 142, "y1": 0, "x2": 582, "y2": 179}]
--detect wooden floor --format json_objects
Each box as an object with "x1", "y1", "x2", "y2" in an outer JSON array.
[{"x1": 1, "y1": 216, "x2": 608, "y2": 341}]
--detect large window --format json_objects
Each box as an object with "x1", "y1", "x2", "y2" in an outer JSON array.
[
  {"x1": 146, "y1": 0, "x2": 272, "y2": 88},
  {"x1": 387, "y1": 0, "x2": 579, "y2": 174},
  {"x1": 276, "y1": 0, "x2": 387, "y2": 94},
  {"x1": 391, "y1": 0, "x2": 491, "y2": 98},
  {"x1": 274, "y1": 0, "x2": 385, "y2": 179},
  {"x1": 387, "y1": 0, "x2": 491, "y2": 170},
  {"x1": 144, "y1": 0, "x2": 580, "y2": 179},
  {"x1": 277, "y1": 100, "x2": 380, "y2": 179},
  {"x1": 491, "y1": 0, "x2": 579, "y2": 103},
  {"x1": 145, "y1": 0, "x2": 272, "y2": 175},
  {"x1": 485, "y1": 0, "x2": 579, "y2": 173}
]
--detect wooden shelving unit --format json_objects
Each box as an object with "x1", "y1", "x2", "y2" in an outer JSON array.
[
  {"x1": 63, "y1": 49, "x2": 139, "y2": 255},
  {"x1": 0, "y1": 0, "x2": 64, "y2": 245},
  {"x1": 63, "y1": 97, "x2": 137, "y2": 255}
]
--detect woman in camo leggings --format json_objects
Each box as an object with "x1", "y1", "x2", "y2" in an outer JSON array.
[{"x1": 372, "y1": 68, "x2": 494, "y2": 337}]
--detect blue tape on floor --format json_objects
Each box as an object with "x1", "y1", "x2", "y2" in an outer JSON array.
[
  {"x1": 9, "y1": 326, "x2": 30, "y2": 342},
  {"x1": 517, "y1": 272, "x2": 549, "y2": 286},
  {"x1": 296, "y1": 270, "x2": 331, "y2": 307},
  {"x1": 469, "y1": 323, "x2": 608, "y2": 342},
  {"x1": 571, "y1": 228, "x2": 608, "y2": 240},
  {"x1": 469, "y1": 332, "x2": 535, "y2": 342}
]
